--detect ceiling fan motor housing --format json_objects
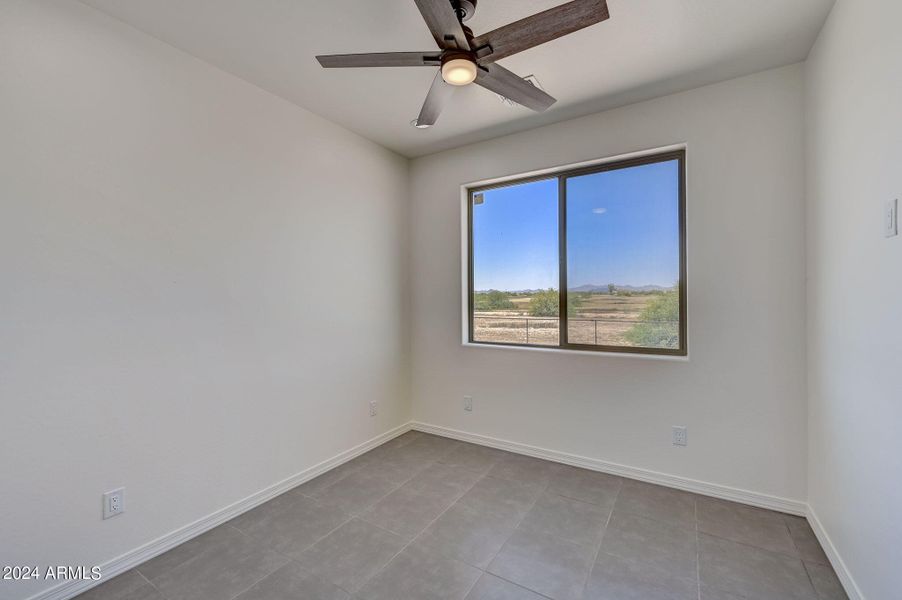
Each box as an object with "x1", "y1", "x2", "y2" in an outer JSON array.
[
  {"x1": 452, "y1": 0, "x2": 477, "y2": 22},
  {"x1": 441, "y1": 49, "x2": 475, "y2": 64}
]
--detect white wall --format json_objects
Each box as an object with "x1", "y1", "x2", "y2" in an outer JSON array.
[
  {"x1": 805, "y1": 0, "x2": 902, "y2": 597},
  {"x1": 409, "y1": 65, "x2": 808, "y2": 503},
  {"x1": 0, "y1": 2, "x2": 409, "y2": 599}
]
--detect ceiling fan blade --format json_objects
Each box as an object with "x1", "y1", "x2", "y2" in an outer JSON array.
[
  {"x1": 413, "y1": 0, "x2": 470, "y2": 50},
  {"x1": 471, "y1": 0, "x2": 610, "y2": 63},
  {"x1": 475, "y1": 64, "x2": 556, "y2": 112},
  {"x1": 416, "y1": 70, "x2": 456, "y2": 127},
  {"x1": 316, "y1": 52, "x2": 441, "y2": 68}
]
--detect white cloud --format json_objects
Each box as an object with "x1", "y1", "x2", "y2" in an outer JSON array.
[{"x1": 592, "y1": 207, "x2": 607, "y2": 215}]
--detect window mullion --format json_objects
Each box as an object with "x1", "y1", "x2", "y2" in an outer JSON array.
[{"x1": 558, "y1": 175, "x2": 567, "y2": 348}]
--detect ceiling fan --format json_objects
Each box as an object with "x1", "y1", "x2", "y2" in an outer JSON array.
[{"x1": 316, "y1": 0, "x2": 610, "y2": 127}]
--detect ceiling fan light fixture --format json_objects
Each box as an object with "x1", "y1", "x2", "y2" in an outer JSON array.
[
  {"x1": 441, "y1": 57, "x2": 477, "y2": 86},
  {"x1": 316, "y1": 0, "x2": 607, "y2": 126}
]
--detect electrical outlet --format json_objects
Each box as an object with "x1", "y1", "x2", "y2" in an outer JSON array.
[
  {"x1": 369, "y1": 401, "x2": 377, "y2": 417},
  {"x1": 463, "y1": 395, "x2": 473, "y2": 412},
  {"x1": 885, "y1": 198, "x2": 898, "y2": 238},
  {"x1": 672, "y1": 426, "x2": 687, "y2": 447},
  {"x1": 103, "y1": 488, "x2": 124, "y2": 519}
]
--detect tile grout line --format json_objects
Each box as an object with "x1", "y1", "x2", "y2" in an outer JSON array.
[
  {"x1": 227, "y1": 435, "x2": 447, "y2": 599},
  {"x1": 223, "y1": 524, "x2": 304, "y2": 600},
  {"x1": 294, "y1": 430, "x2": 424, "y2": 502},
  {"x1": 343, "y1": 439, "x2": 485, "y2": 596},
  {"x1": 354, "y1": 452, "x2": 551, "y2": 598},
  {"x1": 488, "y1": 573, "x2": 557, "y2": 600},
  {"x1": 224, "y1": 554, "x2": 286, "y2": 600},
  {"x1": 579, "y1": 476, "x2": 623, "y2": 598},
  {"x1": 475, "y1": 460, "x2": 573, "y2": 599},
  {"x1": 78, "y1": 440, "x2": 487, "y2": 599},
  {"x1": 135, "y1": 568, "x2": 168, "y2": 600},
  {"x1": 137, "y1": 526, "x2": 265, "y2": 600},
  {"x1": 409, "y1": 454, "x2": 507, "y2": 598},
  {"x1": 695, "y1": 512, "x2": 825, "y2": 600},
  {"x1": 697, "y1": 528, "x2": 813, "y2": 562},
  {"x1": 614, "y1": 489, "x2": 805, "y2": 562},
  {"x1": 290, "y1": 447, "x2": 454, "y2": 595},
  {"x1": 594, "y1": 483, "x2": 705, "y2": 598},
  {"x1": 478, "y1": 461, "x2": 653, "y2": 599},
  {"x1": 786, "y1": 514, "x2": 824, "y2": 598},
  {"x1": 136, "y1": 524, "x2": 293, "y2": 600},
  {"x1": 355, "y1": 461, "x2": 490, "y2": 540},
  {"x1": 361, "y1": 448, "x2": 494, "y2": 540},
  {"x1": 116, "y1": 437, "x2": 421, "y2": 600},
  {"x1": 339, "y1": 439, "x2": 620, "y2": 600},
  {"x1": 610, "y1": 480, "x2": 700, "y2": 533}
]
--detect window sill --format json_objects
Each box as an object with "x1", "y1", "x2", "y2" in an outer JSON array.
[{"x1": 462, "y1": 341, "x2": 690, "y2": 361}]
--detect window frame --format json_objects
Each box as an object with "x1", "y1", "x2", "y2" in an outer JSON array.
[{"x1": 466, "y1": 149, "x2": 687, "y2": 357}]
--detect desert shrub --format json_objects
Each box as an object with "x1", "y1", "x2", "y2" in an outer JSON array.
[
  {"x1": 522, "y1": 289, "x2": 584, "y2": 317},
  {"x1": 625, "y1": 288, "x2": 680, "y2": 348},
  {"x1": 474, "y1": 289, "x2": 515, "y2": 311},
  {"x1": 528, "y1": 288, "x2": 559, "y2": 317}
]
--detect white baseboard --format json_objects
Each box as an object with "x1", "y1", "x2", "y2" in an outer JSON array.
[
  {"x1": 411, "y1": 421, "x2": 807, "y2": 516},
  {"x1": 806, "y1": 505, "x2": 864, "y2": 600},
  {"x1": 27, "y1": 422, "x2": 412, "y2": 600}
]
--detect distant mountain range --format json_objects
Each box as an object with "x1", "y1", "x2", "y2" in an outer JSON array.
[
  {"x1": 476, "y1": 284, "x2": 674, "y2": 294},
  {"x1": 569, "y1": 284, "x2": 672, "y2": 293}
]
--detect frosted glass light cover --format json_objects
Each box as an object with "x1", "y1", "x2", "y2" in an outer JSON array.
[{"x1": 441, "y1": 59, "x2": 477, "y2": 86}]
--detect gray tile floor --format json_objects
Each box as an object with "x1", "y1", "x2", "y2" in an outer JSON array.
[{"x1": 77, "y1": 432, "x2": 848, "y2": 600}]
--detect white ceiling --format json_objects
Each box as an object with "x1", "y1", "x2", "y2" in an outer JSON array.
[{"x1": 81, "y1": 0, "x2": 834, "y2": 157}]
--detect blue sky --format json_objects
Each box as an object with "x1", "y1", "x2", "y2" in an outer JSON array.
[{"x1": 472, "y1": 160, "x2": 680, "y2": 292}]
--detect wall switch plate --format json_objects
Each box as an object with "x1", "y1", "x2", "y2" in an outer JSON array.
[
  {"x1": 103, "y1": 488, "x2": 124, "y2": 519},
  {"x1": 369, "y1": 401, "x2": 377, "y2": 417},
  {"x1": 886, "y1": 199, "x2": 898, "y2": 238},
  {"x1": 672, "y1": 426, "x2": 687, "y2": 447},
  {"x1": 463, "y1": 395, "x2": 473, "y2": 412}
]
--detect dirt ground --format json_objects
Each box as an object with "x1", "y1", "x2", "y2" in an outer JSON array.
[{"x1": 473, "y1": 293, "x2": 653, "y2": 347}]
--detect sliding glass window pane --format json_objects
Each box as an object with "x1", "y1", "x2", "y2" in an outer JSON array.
[
  {"x1": 471, "y1": 178, "x2": 559, "y2": 346},
  {"x1": 566, "y1": 159, "x2": 682, "y2": 349}
]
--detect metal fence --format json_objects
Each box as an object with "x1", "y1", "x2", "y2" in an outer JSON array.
[{"x1": 473, "y1": 315, "x2": 678, "y2": 345}]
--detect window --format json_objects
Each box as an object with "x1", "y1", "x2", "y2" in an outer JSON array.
[{"x1": 467, "y1": 150, "x2": 686, "y2": 356}]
